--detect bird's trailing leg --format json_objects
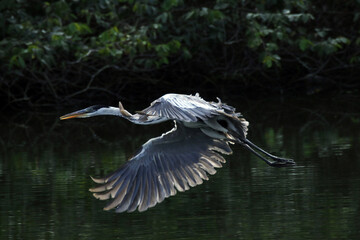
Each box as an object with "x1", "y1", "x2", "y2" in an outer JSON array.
[
  {"x1": 244, "y1": 139, "x2": 295, "y2": 163},
  {"x1": 240, "y1": 139, "x2": 295, "y2": 167}
]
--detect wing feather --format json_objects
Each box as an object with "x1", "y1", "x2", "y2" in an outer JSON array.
[
  {"x1": 126, "y1": 167, "x2": 144, "y2": 212},
  {"x1": 90, "y1": 123, "x2": 233, "y2": 213},
  {"x1": 141, "y1": 93, "x2": 220, "y2": 122}
]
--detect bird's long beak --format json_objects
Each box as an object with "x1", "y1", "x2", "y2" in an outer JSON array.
[{"x1": 60, "y1": 109, "x2": 89, "y2": 120}]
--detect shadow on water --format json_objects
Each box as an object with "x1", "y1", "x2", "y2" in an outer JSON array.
[{"x1": 0, "y1": 95, "x2": 360, "y2": 239}]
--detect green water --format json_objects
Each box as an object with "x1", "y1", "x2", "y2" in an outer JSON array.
[{"x1": 1, "y1": 95, "x2": 359, "y2": 239}]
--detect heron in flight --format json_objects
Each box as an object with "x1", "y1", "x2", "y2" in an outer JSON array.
[{"x1": 60, "y1": 93, "x2": 294, "y2": 213}]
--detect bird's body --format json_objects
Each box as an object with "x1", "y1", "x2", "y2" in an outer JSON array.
[{"x1": 60, "y1": 93, "x2": 294, "y2": 213}]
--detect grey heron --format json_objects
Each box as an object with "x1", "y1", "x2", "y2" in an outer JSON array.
[{"x1": 60, "y1": 93, "x2": 295, "y2": 213}]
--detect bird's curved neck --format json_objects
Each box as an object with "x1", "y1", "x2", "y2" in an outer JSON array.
[
  {"x1": 97, "y1": 107, "x2": 124, "y2": 117},
  {"x1": 98, "y1": 106, "x2": 167, "y2": 125},
  {"x1": 97, "y1": 106, "x2": 142, "y2": 124}
]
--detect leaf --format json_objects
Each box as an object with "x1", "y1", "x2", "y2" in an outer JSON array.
[
  {"x1": 247, "y1": 35, "x2": 262, "y2": 49},
  {"x1": 272, "y1": 54, "x2": 281, "y2": 61},
  {"x1": 263, "y1": 55, "x2": 273, "y2": 68},
  {"x1": 276, "y1": 31, "x2": 284, "y2": 40},
  {"x1": 266, "y1": 42, "x2": 278, "y2": 51},
  {"x1": 299, "y1": 38, "x2": 313, "y2": 51},
  {"x1": 156, "y1": 12, "x2": 168, "y2": 23},
  {"x1": 335, "y1": 36, "x2": 350, "y2": 45},
  {"x1": 182, "y1": 48, "x2": 192, "y2": 59},
  {"x1": 261, "y1": 54, "x2": 280, "y2": 68},
  {"x1": 160, "y1": 57, "x2": 169, "y2": 64},
  {"x1": 161, "y1": 0, "x2": 181, "y2": 11},
  {"x1": 67, "y1": 22, "x2": 92, "y2": 35},
  {"x1": 301, "y1": 13, "x2": 314, "y2": 23},
  {"x1": 214, "y1": 3, "x2": 229, "y2": 10},
  {"x1": 99, "y1": 26, "x2": 120, "y2": 42},
  {"x1": 155, "y1": 44, "x2": 170, "y2": 57},
  {"x1": 9, "y1": 55, "x2": 18, "y2": 69},
  {"x1": 199, "y1": 7, "x2": 208, "y2": 17},
  {"x1": 184, "y1": 10, "x2": 195, "y2": 20},
  {"x1": 169, "y1": 40, "x2": 181, "y2": 51},
  {"x1": 315, "y1": 28, "x2": 328, "y2": 38}
]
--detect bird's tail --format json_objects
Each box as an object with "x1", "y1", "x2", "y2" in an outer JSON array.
[{"x1": 227, "y1": 116, "x2": 249, "y2": 141}]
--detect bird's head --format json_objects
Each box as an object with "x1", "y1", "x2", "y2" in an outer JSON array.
[{"x1": 60, "y1": 105, "x2": 112, "y2": 120}]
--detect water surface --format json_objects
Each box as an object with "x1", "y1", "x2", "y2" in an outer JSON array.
[{"x1": 1, "y1": 95, "x2": 359, "y2": 239}]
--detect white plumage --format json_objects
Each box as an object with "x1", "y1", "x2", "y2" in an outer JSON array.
[{"x1": 60, "y1": 93, "x2": 294, "y2": 213}]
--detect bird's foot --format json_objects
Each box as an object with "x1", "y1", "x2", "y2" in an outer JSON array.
[{"x1": 269, "y1": 158, "x2": 296, "y2": 167}]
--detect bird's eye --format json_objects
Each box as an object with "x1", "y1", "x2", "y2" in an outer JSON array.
[{"x1": 217, "y1": 119, "x2": 228, "y2": 128}]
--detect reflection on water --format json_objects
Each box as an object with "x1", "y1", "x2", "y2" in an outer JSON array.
[{"x1": 1, "y1": 96, "x2": 360, "y2": 239}]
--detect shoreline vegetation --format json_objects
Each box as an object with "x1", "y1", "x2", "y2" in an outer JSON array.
[{"x1": 1, "y1": 0, "x2": 360, "y2": 109}]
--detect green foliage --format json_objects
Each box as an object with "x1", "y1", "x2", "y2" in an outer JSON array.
[
  {"x1": 2, "y1": 0, "x2": 357, "y2": 70},
  {"x1": 1, "y1": 0, "x2": 359, "y2": 105}
]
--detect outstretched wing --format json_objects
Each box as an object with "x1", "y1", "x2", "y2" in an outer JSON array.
[
  {"x1": 89, "y1": 123, "x2": 233, "y2": 213},
  {"x1": 140, "y1": 93, "x2": 221, "y2": 122}
]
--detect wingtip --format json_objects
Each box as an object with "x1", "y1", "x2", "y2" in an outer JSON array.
[
  {"x1": 90, "y1": 175, "x2": 106, "y2": 184},
  {"x1": 92, "y1": 192, "x2": 111, "y2": 200}
]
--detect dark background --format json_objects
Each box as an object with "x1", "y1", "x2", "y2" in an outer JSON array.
[{"x1": 1, "y1": 0, "x2": 359, "y2": 110}]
